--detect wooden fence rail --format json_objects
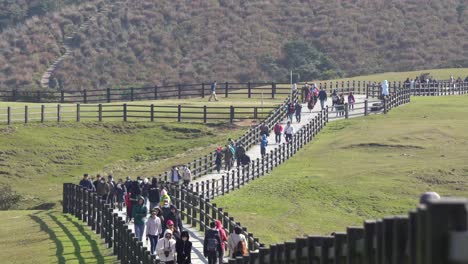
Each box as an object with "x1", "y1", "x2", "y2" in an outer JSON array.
[
  {"x1": 3, "y1": 80, "x2": 464, "y2": 104},
  {"x1": 0, "y1": 104, "x2": 278, "y2": 125}
]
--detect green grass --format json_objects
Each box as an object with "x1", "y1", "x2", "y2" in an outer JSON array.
[
  {"x1": 0, "y1": 210, "x2": 116, "y2": 264},
  {"x1": 0, "y1": 96, "x2": 284, "y2": 124},
  {"x1": 0, "y1": 121, "x2": 245, "y2": 209},
  {"x1": 213, "y1": 95, "x2": 468, "y2": 246}
]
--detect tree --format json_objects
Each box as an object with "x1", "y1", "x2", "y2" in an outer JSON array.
[{"x1": 0, "y1": 184, "x2": 22, "y2": 210}]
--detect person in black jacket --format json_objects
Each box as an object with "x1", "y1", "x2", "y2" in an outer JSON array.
[
  {"x1": 79, "y1": 174, "x2": 95, "y2": 191},
  {"x1": 204, "y1": 222, "x2": 222, "y2": 264},
  {"x1": 148, "y1": 178, "x2": 160, "y2": 210},
  {"x1": 176, "y1": 231, "x2": 192, "y2": 264},
  {"x1": 167, "y1": 205, "x2": 184, "y2": 234}
]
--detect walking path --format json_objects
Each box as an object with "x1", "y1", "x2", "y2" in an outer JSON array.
[
  {"x1": 193, "y1": 94, "x2": 378, "y2": 184},
  {"x1": 114, "y1": 207, "x2": 208, "y2": 264}
]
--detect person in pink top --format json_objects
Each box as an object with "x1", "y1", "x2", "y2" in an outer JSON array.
[
  {"x1": 348, "y1": 92, "x2": 355, "y2": 111},
  {"x1": 273, "y1": 122, "x2": 283, "y2": 144}
]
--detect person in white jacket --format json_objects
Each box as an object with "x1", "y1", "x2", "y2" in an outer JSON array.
[
  {"x1": 156, "y1": 229, "x2": 176, "y2": 263},
  {"x1": 146, "y1": 209, "x2": 162, "y2": 255},
  {"x1": 228, "y1": 226, "x2": 248, "y2": 258}
]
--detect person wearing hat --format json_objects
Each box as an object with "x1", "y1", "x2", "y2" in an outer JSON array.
[
  {"x1": 167, "y1": 205, "x2": 183, "y2": 235},
  {"x1": 165, "y1": 219, "x2": 180, "y2": 240},
  {"x1": 146, "y1": 208, "x2": 162, "y2": 254},
  {"x1": 159, "y1": 189, "x2": 171, "y2": 207},
  {"x1": 419, "y1": 192, "x2": 441, "y2": 205},
  {"x1": 132, "y1": 196, "x2": 148, "y2": 241},
  {"x1": 156, "y1": 229, "x2": 177, "y2": 263},
  {"x1": 161, "y1": 199, "x2": 172, "y2": 233}
]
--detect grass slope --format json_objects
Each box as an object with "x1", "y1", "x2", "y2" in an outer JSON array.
[
  {"x1": 0, "y1": 121, "x2": 244, "y2": 209},
  {"x1": 213, "y1": 95, "x2": 468, "y2": 245},
  {"x1": 0, "y1": 210, "x2": 116, "y2": 264}
]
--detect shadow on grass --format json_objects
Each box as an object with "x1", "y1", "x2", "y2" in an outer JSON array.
[
  {"x1": 28, "y1": 212, "x2": 66, "y2": 264},
  {"x1": 62, "y1": 214, "x2": 107, "y2": 264}
]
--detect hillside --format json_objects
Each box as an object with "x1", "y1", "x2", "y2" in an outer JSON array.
[{"x1": 0, "y1": 0, "x2": 467, "y2": 90}]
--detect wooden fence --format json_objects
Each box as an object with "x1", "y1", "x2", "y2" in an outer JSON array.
[
  {"x1": 0, "y1": 104, "x2": 278, "y2": 125},
  {"x1": 3, "y1": 80, "x2": 462, "y2": 104}
]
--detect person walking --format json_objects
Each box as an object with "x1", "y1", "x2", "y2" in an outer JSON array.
[
  {"x1": 159, "y1": 189, "x2": 171, "y2": 207},
  {"x1": 170, "y1": 166, "x2": 180, "y2": 184},
  {"x1": 338, "y1": 94, "x2": 345, "y2": 117},
  {"x1": 106, "y1": 175, "x2": 116, "y2": 207},
  {"x1": 176, "y1": 230, "x2": 192, "y2": 264},
  {"x1": 381, "y1": 80, "x2": 389, "y2": 99},
  {"x1": 216, "y1": 220, "x2": 228, "y2": 264},
  {"x1": 181, "y1": 165, "x2": 192, "y2": 186},
  {"x1": 215, "y1": 147, "x2": 223, "y2": 173},
  {"x1": 156, "y1": 229, "x2": 177, "y2": 264},
  {"x1": 148, "y1": 178, "x2": 160, "y2": 210},
  {"x1": 235, "y1": 143, "x2": 246, "y2": 167},
  {"x1": 208, "y1": 81, "x2": 218, "y2": 102},
  {"x1": 228, "y1": 226, "x2": 248, "y2": 258},
  {"x1": 204, "y1": 222, "x2": 222, "y2": 264},
  {"x1": 284, "y1": 121, "x2": 294, "y2": 143},
  {"x1": 318, "y1": 87, "x2": 327, "y2": 110},
  {"x1": 133, "y1": 196, "x2": 148, "y2": 241},
  {"x1": 273, "y1": 122, "x2": 283, "y2": 144},
  {"x1": 348, "y1": 92, "x2": 355, "y2": 111},
  {"x1": 146, "y1": 208, "x2": 162, "y2": 255},
  {"x1": 93, "y1": 174, "x2": 102, "y2": 191},
  {"x1": 223, "y1": 145, "x2": 233, "y2": 171},
  {"x1": 115, "y1": 178, "x2": 127, "y2": 211},
  {"x1": 79, "y1": 174, "x2": 95, "y2": 191},
  {"x1": 295, "y1": 102, "x2": 302, "y2": 123},
  {"x1": 287, "y1": 101, "x2": 295, "y2": 122},
  {"x1": 96, "y1": 176, "x2": 109, "y2": 201},
  {"x1": 260, "y1": 134, "x2": 268, "y2": 157}
]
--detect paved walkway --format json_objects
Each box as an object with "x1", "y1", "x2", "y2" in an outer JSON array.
[
  {"x1": 114, "y1": 207, "x2": 208, "y2": 264},
  {"x1": 193, "y1": 95, "x2": 378, "y2": 184}
]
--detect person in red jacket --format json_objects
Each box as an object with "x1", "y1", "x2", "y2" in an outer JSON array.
[
  {"x1": 125, "y1": 192, "x2": 132, "y2": 223},
  {"x1": 216, "y1": 220, "x2": 228, "y2": 263},
  {"x1": 273, "y1": 122, "x2": 283, "y2": 144}
]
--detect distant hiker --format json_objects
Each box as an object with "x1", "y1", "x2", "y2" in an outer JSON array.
[
  {"x1": 106, "y1": 175, "x2": 116, "y2": 207},
  {"x1": 133, "y1": 196, "x2": 147, "y2": 241},
  {"x1": 124, "y1": 176, "x2": 133, "y2": 192},
  {"x1": 125, "y1": 192, "x2": 132, "y2": 223},
  {"x1": 176, "y1": 230, "x2": 192, "y2": 264},
  {"x1": 331, "y1": 90, "x2": 339, "y2": 112},
  {"x1": 146, "y1": 208, "x2": 162, "y2": 255},
  {"x1": 160, "y1": 189, "x2": 171, "y2": 207},
  {"x1": 148, "y1": 178, "x2": 160, "y2": 210},
  {"x1": 96, "y1": 176, "x2": 110, "y2": 201},
  {"x1": 419, "y1": 192, "x2": 441, "y2": 205},
  {"x1": 381, "y1": 80, "x2": 389, "y2": 99},
  {"x1": 301, "y1": 83, "x2": 310, "y2": 103},
  {"x1": 168, "y1": 205, "x2": 184, "y2": 236},
  {"x1": 337, "y1": 94, "x2": 345, "y2": 117},
  {"x1": 284, "y1": 121, "x2": 294, "y2": 143},
  {"x1": 348, "y1": 92, "x2": 355, "y2": 111},
  {"x1": 156, "y1": 229, "x2": 177, "y2": 263},
  {"x1": 260, "y1": 134, "x2": 268, "y2": 157},
  {"x1": 223, "y1": 145, "x2": 234, "y2": 171},
  {"x1": 208, "y1": 81, "x2": 218, "y2": 101},
  {"x1": 79, "y1": 174, "x2": 95, "y2": 191},
  {"x1": 181, "y1": 165, "x2": 192, "y2": 186},
  {"x1": 115, "y1": 178, "x2": 126, "y2": 211},
  {"x1": 273, "y1": 122, "x2": 283, "y2": 144},
  {"x1": 215, "y1": 147, "x2": 223, "y2": 173},
  {"x1": 287, "y1": 101, "x2": 295, "y2": 122},
  {"x1": 228, "y1": 226, "x2": 248, "y2": 258},
  {"x1": 259, "y1": 123, "x2": 269, "y2": 137},
  {"x1": 141, "y1": 178, "x2": 150, "y2": 202},
  {"x1": 166, "y1": 219, "x2": 181, "y2": 241},
  {"x1": 240, "y1": 154, "x2": 251, "y2": 166},
  {"x1": 295, "y1": 102, "x2": 302, "y2": 123},
  {"x1": 318, "y1": 87, "x2": 327, "y2": 110},
  {"x1": 161, "y1": 199, "x2": 172, "y2": 232},
  {"x1": 170, "y1": 166, "x2": 180, "y2": 184},
  {"x1": 204, "y1": 221, "x2": 222, "y2": 264},
  {"x1": 93, "y1": 174, "x2": 102, "y2": 192},
  {"x1": 216, "y1": 220, "x2": 228, "y2": 263},
  {"x1": 235, "y1": 144, "x2": 246, "y2": 167},
  {"x1": 292, "y1": 83, "x2": 297, "y2": 92},
  {"x1": 153, "y1": 207, "x2": 165, "y2": 236}
]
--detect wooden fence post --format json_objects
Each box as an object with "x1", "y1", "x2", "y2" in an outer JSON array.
[
  {"x1": 178, "y1": 84, "x2": 182, "y2": 99},
  {"x1": 154, "y1": 85, "x2": 158, "y2": 100},
  {"x1": 225, "y1": 82, "x2": 229, "y2": 98},
  {"x1": 150, "y1": 104, "x2": 154, "y2": 122},
  {"x1": 345, "y1": 103, "x2": 349, "y2": 119},
  {"x1": 107, "y1": 88, "x2": 111, "y2": 103},
  {"x1": 203, "y1": 106, "x2": 207, "y2": 123},
  {"x1": 201, "y1": 83, "x2": 205, "y2": 98},
  {"x1": 272, "y1": 82, "x2": 276, "y2": 99},
  {"x1": 57, "y1": 104, "x2": 61, "y2": 122},
  {"x1": 130, "y1": 87, "x2": 134, "y2": 101},
  {"x1": 83, "y1": 89, "x2": 87, "y2": 103},
  {"x1": 248, "y1": 82, "x2": 251, "y2": 98},
  {"x1": 123, "y1": 104, "x2": 127, "y2": 122},
  {"x1": 7, "y1": 107, "x2": 11, "y2": 126},
  {"x1": 24, "y1": 105, "x2": 28, "y2": 124},
  {"x1": 178, "y1": 105, "x2": 181, "y2": 122},
  {"x1": 230, "y1": 106, "x2": 234, "y2": 123},
  {"x1": 61, "y1": 90, "x2": 65, "y2": 103},
  {"x1": 76, "y1": 104, "x2": 80, "y2": 122},
  {"x1": 41, "y1": 105, "x2": 45, "y2": 123},
  {"x1": 98, "y1": 104, "x2": 102, "y2": 122},
  {"x1": 364, "y1": 100, "x2": 368, "y2": 116}
]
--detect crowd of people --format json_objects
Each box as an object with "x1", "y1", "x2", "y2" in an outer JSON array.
[
  {"x1": 214, "y1": 138, "x2": 251, "y2": 173},
  {"x1": 78, "y1": 173, "x2": 248, "y2": 263}
]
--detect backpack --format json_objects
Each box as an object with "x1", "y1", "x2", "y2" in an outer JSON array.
[
  {"x1": 233, "y1": 240, "x2": 246, "y2": 257},
  {"x1": 206, "y1": 237, "x2": 219, "y2": 252}
]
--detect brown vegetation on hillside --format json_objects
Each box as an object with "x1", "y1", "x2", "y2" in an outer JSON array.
[{"x1": 0, "y1": 0, "x2": 467, "y2": 90}]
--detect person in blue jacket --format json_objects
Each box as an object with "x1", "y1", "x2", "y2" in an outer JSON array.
[{"x1": 260, "y1": 134, "x2": 268, "y2": 157}]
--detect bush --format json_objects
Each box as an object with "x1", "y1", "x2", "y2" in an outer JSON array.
[{"x1": 0, "y1": 184, "x2": 22, "y2": 210}]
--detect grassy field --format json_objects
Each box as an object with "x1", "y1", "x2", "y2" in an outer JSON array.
[
  {"x1": 0, "y1": 210, "x2": 116, "y2": 264},
  {"x1": 213, "y1": 95, "x2": 468, "y2": 245},
  {"x1": 0, "y1": 121, "x2": 246, "y2": 209}
]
